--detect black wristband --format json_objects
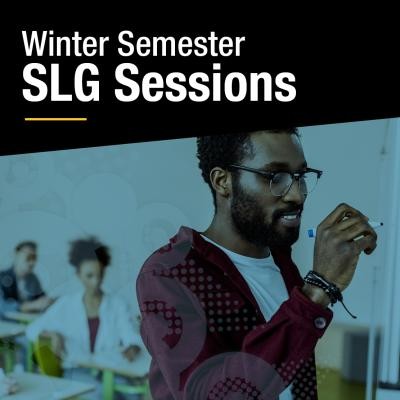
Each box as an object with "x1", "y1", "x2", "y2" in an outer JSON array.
[
  {"x1": 304, "y1": 271, "x2": 357, "y2": 319},
  {"x1": 304, "y1": 271, "x2": 342, "y2": 304}
]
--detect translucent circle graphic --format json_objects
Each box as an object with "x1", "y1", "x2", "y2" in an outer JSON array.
[
  {"x1": 70, "y1": 173, "x2": 138, "y2": 244},
  {"x1": 0, "y1": 153, "x2": 55, "y2": 211},
  {"x1": 185, "y1": 352, "x2": 286, "y2": 400},
  {"x1": 128, "y1": 202, "x2": 190, "y2": 258}
]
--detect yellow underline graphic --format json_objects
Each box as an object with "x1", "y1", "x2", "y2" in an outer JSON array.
[{"x1": 25, "y1": 117, "x2": 87, "y2": 122}]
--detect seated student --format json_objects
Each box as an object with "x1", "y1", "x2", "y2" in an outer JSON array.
[
  {"x1": 0, "y1": 241, "x2": 53, "y2": 317},
  {"x1": 26, "y1": 237, "x2": 142, "y2": 400}
]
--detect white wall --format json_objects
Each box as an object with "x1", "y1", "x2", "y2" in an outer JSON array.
[
  {"x1": 295, "y1": 119, "x2": 391, "y2": 327},
  {"x1": 297, "y1": 119, "x2": 397, "y2": 370},
  {"x1": 0, "y1": 119, "x2": 394, "y2": 329},
  {"x1": 376, "y1": 118, "x2": 400, "y2": 386}
]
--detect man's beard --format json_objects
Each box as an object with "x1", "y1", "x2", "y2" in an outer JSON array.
[{"x1": 230, "y1": 180, "x2": 301, "y2": 248}]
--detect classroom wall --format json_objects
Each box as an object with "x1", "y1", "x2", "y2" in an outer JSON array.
[
  {"x1": 0, "y1": 138, "x2": 211, "y2": 316},
  {"x1": 0, "y1": 119, "x2": 394, "y2": 333},
  {"x1": 295, "y1": 120, "x2": 395, "y2": 369}
]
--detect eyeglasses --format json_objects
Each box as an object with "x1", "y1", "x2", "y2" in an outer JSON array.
[{"x1": 228, "y1": 164, "x2": 323, "y2": 197}]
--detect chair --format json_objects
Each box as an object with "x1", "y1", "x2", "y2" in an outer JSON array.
[
  {"x1": 114, "y1": 379, "x2": 149, "y2": 399},
  {"x1": 102, "y1": 369, "x2": 149, "y2": 400},
  {"x1": 33, "y1": 338, "x2": 150, "y2": 399},
  {"x1": 32, "y1": 338, "x2": 63, "y2": 377},
  {"x1": 0, "y1": 340, "x2": 16, "y2": 373}
]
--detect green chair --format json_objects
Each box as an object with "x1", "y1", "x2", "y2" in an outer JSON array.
[
  {"x1": 0, "y1": 339, "x2": 16, "y2": 373},
  {"x1": 102, "y1": 370, "x2": 149, "y2": 400},
  {"x1": 32, "y1": 338, "x2": 63, "y2": 377}
]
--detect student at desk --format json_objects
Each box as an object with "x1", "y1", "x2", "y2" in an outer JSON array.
[
  {"x1": 0, "y1": 241, "x2": 53, "y2": 369},
  {"x1": 0, "y1": 241, "x2": 53, "y2": 317},
  {"x1": 26, "y1": 237, "x2": 142, "y2": 399}
]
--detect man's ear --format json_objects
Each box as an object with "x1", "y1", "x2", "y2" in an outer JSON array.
[{"x1": 209, "y1": 167, "x2": 231, "y2": 199}]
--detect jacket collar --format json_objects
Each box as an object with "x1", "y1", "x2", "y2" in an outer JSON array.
[
  {"x1": 175, "y1": 226, "x2": 303, "y2": 312},
  {"x1": 6, "y1": 267, "x2": 17, "y2": 282}
]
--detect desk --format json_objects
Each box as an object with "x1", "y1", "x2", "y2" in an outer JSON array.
[
  {"x1": 0, "y1": 322, "x2": 25, "y2": 340},
  {"x1": 2, "y1": 313, "x2": 39, "y2": 372},
  {"x1": 4, "y1": 311, "x2": 40, "y2": 324},
  {"x1": 1, "y1": 371, "x2": 95, "y2": 400},
  {"x1": 73, "y1": 350, "x2": 151, "y2": 399}
]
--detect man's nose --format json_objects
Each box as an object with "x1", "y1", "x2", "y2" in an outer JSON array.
[{"x1": 282, "y1": 179, "x2": 305, "y2": 204}]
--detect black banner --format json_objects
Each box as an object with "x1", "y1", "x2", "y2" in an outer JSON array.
[{"x1": 8, "y1": 19, "x2": 400, "y2": 155}]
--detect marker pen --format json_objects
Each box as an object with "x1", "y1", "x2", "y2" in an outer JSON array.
[{"x1": 307, "y1": 221, "x2": 383, "y2": 238}]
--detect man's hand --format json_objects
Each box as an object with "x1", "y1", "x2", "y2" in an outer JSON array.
[
  {"x1": 122, "y1": 345, "x2": 141, "y2": 362},
  {"x1": 311, "y1": 203, "x2": 378, "y2": 292},
  {"x1": 20, "y1": 296, "x2": 54, "y2": 313}
]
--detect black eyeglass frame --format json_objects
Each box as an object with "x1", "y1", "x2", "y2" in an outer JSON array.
[{"x1": 227, "y1": 164, "x2": 323, "y2": 197}]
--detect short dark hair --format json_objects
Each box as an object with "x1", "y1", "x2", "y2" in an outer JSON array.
[
  {"x1": 15, "y1": 241, "x2": 37, "y2": 252},
  {"x1": 69, "y1": 237, "x2": 111, "y2": 269},
  {"x1": 196, "y1": 128, "x2": 299, "y2": 207}
]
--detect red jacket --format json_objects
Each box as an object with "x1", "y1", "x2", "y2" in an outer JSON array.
[{"x1": 136, "y1": 226, "x2": 333, "y2": 399}]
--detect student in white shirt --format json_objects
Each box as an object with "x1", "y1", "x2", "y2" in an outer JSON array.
[{"x1": 26, "y1": 237, "x2": 142, "y2": 399}]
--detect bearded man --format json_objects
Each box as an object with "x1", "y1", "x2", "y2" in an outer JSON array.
[{"x1": 137, "y1": 129, "x2": 377, "y2": 400}]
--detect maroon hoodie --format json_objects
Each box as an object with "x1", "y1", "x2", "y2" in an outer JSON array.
[{"x1": 136, "y1": 226, "x2": 333, "y2": 399}]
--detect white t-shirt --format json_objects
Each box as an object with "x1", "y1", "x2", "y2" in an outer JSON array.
[
  {"x1": 201, "y1": 234, "x2": 293, "y2": 400},
  {"x1": 16, "y1": 278, "x2": 30, "y2": 302}
]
